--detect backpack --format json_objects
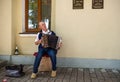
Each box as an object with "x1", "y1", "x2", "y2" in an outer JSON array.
[{"x1": 5, "y1": 64, "x2": 25, "y2": 77}]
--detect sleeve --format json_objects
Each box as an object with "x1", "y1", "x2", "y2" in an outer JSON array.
[
  {"x1": 59, "y1": 37, "x2": 62, "y2": 43},
  {"x1": 51, "y1": 31, "x2": 56, "y2": 35},
  {"x1": 34, "y1": 33, "x2": 40, "y2": 42}
]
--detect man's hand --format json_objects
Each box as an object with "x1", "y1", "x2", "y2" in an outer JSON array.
[
  {"x1": 58, "y1": 42, "x2": 62, "y2": 48},
  {"x1": 57, "y1": 42, "x2": 62, "y2": 50},
  {"x1": 35, "y1": 39, "x2": 41, "y2": 45}
]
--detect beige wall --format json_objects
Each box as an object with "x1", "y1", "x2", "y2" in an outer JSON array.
[
  {"x1": 0, "y1": 0, "x2": 120, "y2": 59},
  {"x1": 0, "y1": 0, "x2": 12, "y2": 55},
  {"x1": 11, "y1": 0, "x2": 16, "y2": 55},
  {"x1": 55, "y1": 0, "x2": 120, "y2": 59}
]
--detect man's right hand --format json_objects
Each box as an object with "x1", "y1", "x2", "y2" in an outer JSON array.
[{"x1": 35, "y1": 39, "x2": 41, "y2": 45}]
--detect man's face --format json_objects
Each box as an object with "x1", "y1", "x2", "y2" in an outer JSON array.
[{"x1": 39, "y1": 22, "x2": 47, "y2": 31}]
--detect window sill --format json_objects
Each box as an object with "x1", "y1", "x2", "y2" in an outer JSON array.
[{"x1": 19, "y1": 32, "x2": 37, "y2": 37}]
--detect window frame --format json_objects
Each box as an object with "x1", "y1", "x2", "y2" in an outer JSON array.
[{"x1": 25, "y1": 0, "x2": 42, "y2": 33}]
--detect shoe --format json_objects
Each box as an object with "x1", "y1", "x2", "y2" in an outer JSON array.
[
  {"x1": 51, "y1": 70, "x2": 56, "y2": 77},
  {"x1": 31, "y1": 73, "x2": 37, "y2": 79}
]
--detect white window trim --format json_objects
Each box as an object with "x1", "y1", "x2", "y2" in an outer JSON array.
[
  {"x1": 22, "y1": 0, "x2": 25, "y2": 32},
  {"x1": 20, "y1": 0, "x2": 36, "y2": 37},
  {"x1": 19, "y1": 33, "x2": 37, "y2": 37}
]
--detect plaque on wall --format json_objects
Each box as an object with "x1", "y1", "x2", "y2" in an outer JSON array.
[
  {"x1": 73, "y1": 0, "x2": 84, "y2": 9},
  {"x1": 92, "y1": 0, "x2": 104, "y2": 9}
]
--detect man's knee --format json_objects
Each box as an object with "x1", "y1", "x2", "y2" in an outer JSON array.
[{"x1": 48, "y1": 50, "x2": 57, "y2": 57}]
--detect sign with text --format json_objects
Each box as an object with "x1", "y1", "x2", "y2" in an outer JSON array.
[
  {"x1": 92, "y1": 0, "x2": 104, "y2": 9},
  {"x1": 73, "y1": 0, "x2": 84, "y2": 9}
]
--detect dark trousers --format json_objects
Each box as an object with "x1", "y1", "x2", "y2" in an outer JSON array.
[{"x1": 33, "y1": 48, "x2": 57, "y2": 73}]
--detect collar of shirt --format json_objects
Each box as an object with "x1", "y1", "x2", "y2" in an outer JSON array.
[{"x1": 42, "y1": 29, "x2": 51, "y2": 35}]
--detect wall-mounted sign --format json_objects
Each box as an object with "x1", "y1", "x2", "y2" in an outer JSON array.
[
  {"x1": 92, "y1": 0, "x2": 104, "y2": 9},
  {"x1": 73, "y1": 0, "x2": 84, "y2": 9}
]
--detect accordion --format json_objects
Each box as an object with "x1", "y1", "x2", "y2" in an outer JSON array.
[{"x1": 41, "y1": 34, "x2": 60, "y2": 49}]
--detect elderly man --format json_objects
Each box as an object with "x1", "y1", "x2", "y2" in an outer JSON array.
[{"x1": 31, "y1": 22, "x2": 58, "y2": 79}]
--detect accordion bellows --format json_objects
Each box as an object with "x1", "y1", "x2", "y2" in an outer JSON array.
[{"x1": 41, "y1": 34, "x2": 59, "y2": 49}]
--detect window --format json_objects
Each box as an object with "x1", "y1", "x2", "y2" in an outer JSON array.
[{"x1": 25, "y1": 0, "x2": 51, "y2": 33}]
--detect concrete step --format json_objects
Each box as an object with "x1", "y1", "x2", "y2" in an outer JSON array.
[{"x1": 0, "y1": 60, "x2": 7, "y2": 69}]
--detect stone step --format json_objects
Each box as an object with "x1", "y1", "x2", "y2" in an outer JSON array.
[{"x1": 0, "y1": 60, "x2": 8, "y2": 69}]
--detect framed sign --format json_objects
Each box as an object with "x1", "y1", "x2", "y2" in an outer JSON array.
[
  {"x1": 73, "y1": 0, "x2": 84, "y2": 9},
  {"x1": 92, "y1": 0, "x2": 104, "y2": 9}
]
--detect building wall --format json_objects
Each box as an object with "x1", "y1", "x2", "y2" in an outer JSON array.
[
  {"x1": 55, "y1": 0, "x2": 120, "y2": 59},
  {"x1": 11, "y1": 0, "x2": 16, "y2": 55},
  {"x1": 0, "y1": 0, "x2": 12, "y2": 55},
  {"x1": 0, "y1": 0, "x2": 120, "y2": 60}
]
